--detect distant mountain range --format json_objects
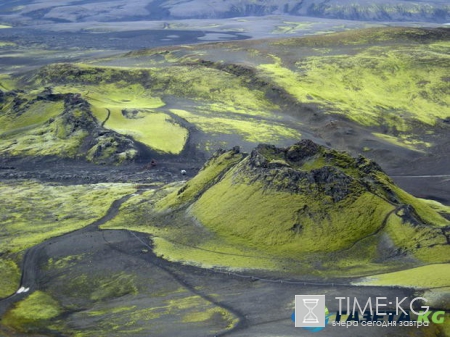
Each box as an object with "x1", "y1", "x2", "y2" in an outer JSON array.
[{"x1": 1, "y1": 0, "x2": 449, "y2": 24}]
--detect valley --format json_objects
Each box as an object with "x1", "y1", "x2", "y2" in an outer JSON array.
[{"x1": 0, "y1": 2, "x2": 449, "y2": 336}]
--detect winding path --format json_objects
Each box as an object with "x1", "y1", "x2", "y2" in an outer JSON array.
[
  {"x1": 101, "y1": 108, "x2": 111, "y2": 127},
  {"x1": 0, "y1": 193, "x2": 134, "y2": 317},
  {"x1": 0, "y1": 190, "x2": 247, "y2": 336}
]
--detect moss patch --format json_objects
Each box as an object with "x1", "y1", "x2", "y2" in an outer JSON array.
[
  {"x1": 3, "y1": 291, "x2": 62, "y2": 332},
  {"x1": 103, "y1": 109, "x2": 187, "y2": 154},
  {"x1": 152, "y1": 236, "x2": 277, "y2": 271},
  {"x1": 393, "y1": 185, "x2": 450, "y2": 227},
  {"x1": 182, "y1": 307, "x2": 237, "y2": 329},
  {"x1": 0, "y1": 181, "x2": 135, "y2": 254},
  {"x1": 354, "y1": 264, "x2": 450, "y2": 289},
  {"x1": 0, "y1": 181, "x2": 135, "y2": 298},
  {"x1": 418, "y1": 198, "x2": 450, "y2": 218},
  {"x1": 0, "y1": 99, "x2": 64, "y2": 133},
  {"x1": 156, "y1": 149, "x2": 245, "y2": 210},
  {"x1": 0, "y1": 259, "x2": 20, "y2": 298},
  {"x1": 258, "y1": 44, "x2": 450, "y2": 128},
  {"x1": 272, "y1": 21, "x2": 313, "y2": 35},
  {"x1": 0, "y1": 41, "x2": 16, "y2": 47},
  {"x1": 170, "y1": 108, "x2": 300, "y2": 144}
]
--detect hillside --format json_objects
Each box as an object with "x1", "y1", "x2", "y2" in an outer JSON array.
[
  {"x1": 155, "y1": 141, "x2": 449, "y2": 266},
  {"x1": 0, "y1": 90, "x2": 144, "y2": 164},
  {"x1": 1, "y1": 27, "x2": 448, "y2": 175}
]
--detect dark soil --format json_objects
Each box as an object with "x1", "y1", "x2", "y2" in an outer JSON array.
[{"x1": 0, "y1": 28, "x2": 250, "y2": 51}]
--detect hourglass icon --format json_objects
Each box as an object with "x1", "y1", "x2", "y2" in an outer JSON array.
[
  {"x1": 295, "y1": 295, "x2": 325, "y2": 328},
  {"x1": 302, "y1": 298, "x2": 319, "y2": 324}
]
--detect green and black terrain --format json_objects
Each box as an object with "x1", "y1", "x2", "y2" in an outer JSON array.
[{"x1": 0, "y1": 1, "x2": 449, "y2": 336}]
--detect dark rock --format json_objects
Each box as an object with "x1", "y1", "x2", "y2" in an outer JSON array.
[
  {"x1": 249, "y1": 148, "x2": 269, "y2": 168},
  {"x1": 121, "y1": 109, "x2": 143, "y2": 119},
  {"x1": 285, "y1": 139, "x2": 320, "y2": 163},
  {"x1": 231, "y1": 146, "x2": 240, "y2": 154},
  {"x1": 36, "y1": 87, "x2": 65, "y2": 101},
  {"x1": 355, "y1": 155, "x2": 384, "y2": 174}
]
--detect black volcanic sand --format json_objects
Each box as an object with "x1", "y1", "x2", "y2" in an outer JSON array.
[{"x1": 0, "y1": 28, "x2": 250, "y2": 51}]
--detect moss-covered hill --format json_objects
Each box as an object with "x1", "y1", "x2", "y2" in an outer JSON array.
[
  {"x1": 0, "y1": 89, "x2": 153, "y2": 164},
  {"x1": 0, "y1": 27, "x2": 448, "y2": 166},
  {"x1": 154, "y1": 140, "x2": 449, "y2": 271}
]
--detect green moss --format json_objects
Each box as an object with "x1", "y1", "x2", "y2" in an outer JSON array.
[
  {"x1": 373, "y1": 133, "x2": 428, "y2": 152},
  {"x1": 382, "y1": 214, "x2": 449, "y2": 263},
  {"x1": 5, "y1": 28, "x2": 448, "y2": 158},
  {"x1": 0, "y1": 181, "x2": 135, "y2": 254},
  {"x1": 418, "y1": 198, "x2": 450, "y2": 217},
  {"x1": 151, "y1": 65, "x2": 274, "y2": 110},
  {"x1": 0, "y1": 88, "x2": 141, "y2": 163},
  {"x1": 0, "y1": 125, "x2": 88, "y2": 159},
  {"x1": 38, "y1": 62, "x2": 288, "y2": 153},
  {"x1": 191, "y1": 157, "x2": 394, "y2": 255},
  {"x1": 47, "y1": 254, "x2": 85, "y2": 270},
  {"x1": 3, "y1": 291, "x2": 62, "y2": 331},
  {"x1": 37, "y1": 63, "x2": 275, "y2": 113},
  {"x1": 105, "y1": 142, "x2": 449, "y2": 274},
  {"x1": 53, "y1": 83, "x2": 190, "y2": 154},
  {"x1": 170, "y1": 108, "x2": 300, "y2": 144},
  {"x1": 0, "y1": 100, "x2": 64, "y2": 133},
  {"x1": 0, "y1": 259, "x2": 20, "y2": 298},
  {"x1": 87, "y1": 306, "x2": 137, "y2": 317},
  {"x1": 64, "y1": 286, "x2": 237, "y2": 336},
  {"x1": 101, "y1": 184, "x2": 279, "y2": 270},
  {"x1": 300, "y1": 156, "x2": 327, "y2": 171},
  {"x1": 272, "y1": 22, "x2": 313, "y2": 35},
  {"x1": 156, "y1": 149, "x2": 244, "y2": 210},
  {"x1": 0, "y1": 181, "x2": 139, "y2": 297},
  {"x1": 354, "y1": 264, "x2": 450, "y2": 288},
  {"x1": 64, "y1": 272, "x2": 138, "y2": 303},
  {"x1": 0, "y1": 41, "x2": 15, "y2": 47},
  {"x1": 182, "y1": 307, "x2": 238, "y2": 329},
  {"x1": 103, "y1": 109, "x2": 187, "y2": 154},
  {"x1": 90, "y1": 273, "x2": 138, "y2": 301},
  {"x1": 258, "y1": 31, "x2": 450, "y2": 132},
  {"x1": 0, "y1": 74, "x2": 16, "y2": 90},
  {"x1": 153, "y1": 236, "x2": 277, "y2": 270},
  {"x1": 392, "y1": 185, "x2": 450, "y2": 227},
  {"x1": 0, "y1": 98, "x2": 89, "y2": 159}
]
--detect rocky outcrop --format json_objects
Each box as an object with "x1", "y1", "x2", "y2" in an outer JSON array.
[
  {"x1": 240, "y1": 140, "x2": 385, "y2": 202},
  {"x1": 0, "y1": 89, "x2": 140, "y2": 165}
]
